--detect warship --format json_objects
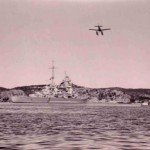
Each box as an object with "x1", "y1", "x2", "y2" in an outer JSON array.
[{"x1": 11, "y1": 61, "x2": 78, "y2": 103}]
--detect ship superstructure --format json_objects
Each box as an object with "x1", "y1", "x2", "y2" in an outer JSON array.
[
  {"x1": 41, "y1": 61, "x2": 74, "y2": 98},
  {"x1": 59, "y1": 72, "x2": 73, "y2": 98}
]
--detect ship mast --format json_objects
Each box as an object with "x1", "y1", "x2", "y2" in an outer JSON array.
[{"x1": 49, "y1": 60, "x2": 56, "y2": 86}]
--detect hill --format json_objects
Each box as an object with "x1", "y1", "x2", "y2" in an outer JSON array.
[
  {"x1": 12, "y1": 84, "x2": 46, "y2": 96},
  {"x1": 11, "y1": 84, "x2": 150, "y2": 103},
  {"x1": 0, "y1": 87, "x2": 9, "y2": 92},
  {"x1": 0, "y1": 84, "x2": 150, "y2": 103}
]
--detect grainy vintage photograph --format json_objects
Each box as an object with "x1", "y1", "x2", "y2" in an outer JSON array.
[{"x1": 0, "y1": 0, "x2": 150, "y2": 150}]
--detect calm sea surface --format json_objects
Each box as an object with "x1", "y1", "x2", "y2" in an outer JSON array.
[{"x1": 0, "y1": 102, "x2": 149, "y2": 150}]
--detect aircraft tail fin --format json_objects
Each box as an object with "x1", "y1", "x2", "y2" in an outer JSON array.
[{"x1": 95, "y1": 25, "x2": 103, "y2": 27}]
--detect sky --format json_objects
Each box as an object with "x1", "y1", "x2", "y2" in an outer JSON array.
[{"x1": 0, "y1": 0, "x2": 150, "y2": 89}]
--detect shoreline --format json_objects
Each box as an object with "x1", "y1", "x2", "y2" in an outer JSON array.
[
  {"x1": 0, "y1": 96, "x2": 147, "y2": 107},
  {"x1": 0, "y1": 101, "x2": 146, "y2": 114},
  {"x1": 0, "y1": 100, "x2": 142, "y2": 107}
]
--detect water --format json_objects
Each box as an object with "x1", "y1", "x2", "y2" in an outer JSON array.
[{"x1": 0, "y1": 102, "x2": 149, "y2": 150}]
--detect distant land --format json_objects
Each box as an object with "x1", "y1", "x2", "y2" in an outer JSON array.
[
  {"x1": 0, "y1": 87, "x2": 8, "y2": 92},
  {"x1": 0, "y1": 84, "x2": 150, "y2": 103}
]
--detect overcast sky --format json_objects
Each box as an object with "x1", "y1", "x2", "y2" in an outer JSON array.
[{"x1": 0, "y1": 0, "x2": 150, "y2": 88}]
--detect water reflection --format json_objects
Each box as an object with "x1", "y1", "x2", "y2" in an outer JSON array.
[{"x1": 0, "y1": 103, "x2": 149, "y2": 149}]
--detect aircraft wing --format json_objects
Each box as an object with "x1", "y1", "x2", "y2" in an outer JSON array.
[
  {"x1": 89, "y1": 29, "x2": 97, "y2": 31},
  {"x1": 102, "y1": 28, "x2": 111, "y2": 31}
]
